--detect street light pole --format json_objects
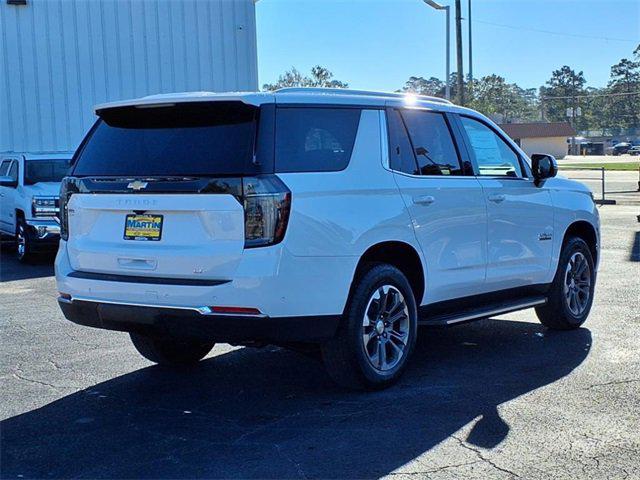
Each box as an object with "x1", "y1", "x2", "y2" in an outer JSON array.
[
  {"x1": 455, "y1": 0, "x2": 464, "y2": 105},
  {"x1": 445, "y1": 5, "x2": 451, "y2": 100},
  {"x1": 423, "y1": 0, "x2": 451, "y2": 101},
  {"x1": 468, "y1": 0, "x2": 473, "y2": 94}
]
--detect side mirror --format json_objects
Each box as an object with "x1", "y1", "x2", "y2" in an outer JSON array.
[
  {"x1": 531, "y1": 153, "x2": 557, "y2": 185},
  {"x1": 0, "y1": 175, "x2": 17, "y2": 188}
]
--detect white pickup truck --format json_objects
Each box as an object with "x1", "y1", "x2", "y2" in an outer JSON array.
[{"x1": 0, "y1": 153, "x2": 72, "y2": 262}]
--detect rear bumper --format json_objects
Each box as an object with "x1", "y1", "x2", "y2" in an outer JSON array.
[
  {"x1": 55, "y1": 240, "x2": 358, "y2": 318},
  {"x1": 58, "y1": 297, "x2": 340, "y2": 343}
]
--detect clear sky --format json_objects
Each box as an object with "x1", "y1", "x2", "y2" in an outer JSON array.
[{"x1": 256, "y1": 0, "x2": 639, "y2": 92}]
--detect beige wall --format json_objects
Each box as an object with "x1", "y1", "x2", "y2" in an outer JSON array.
[{"x1": 519, "y1": 137, "x2": 568, "y2": 159}]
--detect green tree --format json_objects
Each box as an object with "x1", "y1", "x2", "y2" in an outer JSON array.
[
  {"x1": 262, "y1": 66, "x2": 348, "y2": 91},
  {"x1": 399, "y1": 76, "x2": 445, "y2": 97},
  {"x1": 581, "y1": 86, "x2": 610, "y2": 135},
  {"x1": 540, "y1": 66, "x2": 588, "y2": 130},
  {"x1": 468, "y1": 75, "x2": 538, "y2": 123},
  {"x1": 605, "y1": 44, "x2": 640, "y2": 129}
]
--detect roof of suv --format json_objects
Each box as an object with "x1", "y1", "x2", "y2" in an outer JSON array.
[{"x1": 94, "y1": 88, "x2": 461, "y2": 113}]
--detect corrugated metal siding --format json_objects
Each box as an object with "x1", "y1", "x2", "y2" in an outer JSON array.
[{"x1": 0, "y1": 0, "x2": 258, "y2": 154}]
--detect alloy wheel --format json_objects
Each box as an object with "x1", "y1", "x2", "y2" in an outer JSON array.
[
  {"x1": 362, "y1": 285, "x2": 410, "y2": 371},
  {"x1": 564, "y1": 251, "x2": 591, "y2": 316}
]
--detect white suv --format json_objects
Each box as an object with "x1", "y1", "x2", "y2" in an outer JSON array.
[{"x1": 55, "y1": 89, "x2": 600, "y2": 389}]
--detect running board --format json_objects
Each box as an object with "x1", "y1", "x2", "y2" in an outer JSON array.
[{"x1": 419, "y1": 296, "x2": 547, "y2": 326}]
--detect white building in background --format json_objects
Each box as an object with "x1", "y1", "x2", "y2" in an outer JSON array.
[
  {"x1": 0, "y1": 0, "x2": 259, "y2": 155},
  {"x1": 499, "y1": 122, "x2": 576, "y2": 160}
]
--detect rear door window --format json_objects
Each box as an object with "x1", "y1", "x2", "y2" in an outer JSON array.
[
  {"x1": 73, "y1": 102, "x2": 259, "y2": 177},
  {"x1": 400, "y1": 110, "x2": 463, "y2": 176},
  {"x1": 275, "y1": 107, "x2": 361, "y2": 172}
]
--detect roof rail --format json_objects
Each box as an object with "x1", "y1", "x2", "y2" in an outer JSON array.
[{"x1": 274, "y1": 87, "x2": 454, "y2": 105}]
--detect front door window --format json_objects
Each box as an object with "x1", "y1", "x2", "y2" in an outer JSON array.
[{"x1": 460, "y1": 116, "x2": 523, "y2": 178}]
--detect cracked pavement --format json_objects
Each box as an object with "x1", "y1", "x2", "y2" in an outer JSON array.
[{"x1": 1, "y1": 205, "x2": 639, "y2": 479}]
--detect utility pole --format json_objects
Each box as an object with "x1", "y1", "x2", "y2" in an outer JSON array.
[
  {"x1": 467, "y1": 0, "x2": 473, "y2": 97},
  {"x1": 455, "y1": 0, "x2": 464, "y2": 105}
]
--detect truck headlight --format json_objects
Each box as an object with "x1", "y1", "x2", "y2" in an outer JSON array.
[{"x1": 32, "y1": 196, "x2": 59, "y2": 217}]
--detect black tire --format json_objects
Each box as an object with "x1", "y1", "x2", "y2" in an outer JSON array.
[
  {"x1": 129, "y1": 333, "x2": 215, "y2": 366},
  {"x1": 321, "y1": 263, "x2": 418, "y2": 390},
  {"x1": 536, "y1": 236, "x2": 595, "y2": 330},
  {"x1": 16, "y1": 219, "x2": 35, "y2": 264}
]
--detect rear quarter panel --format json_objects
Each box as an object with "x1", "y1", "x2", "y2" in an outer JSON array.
[{"x1": 278, "y1": 110, "x2": 424, "y2": 307}]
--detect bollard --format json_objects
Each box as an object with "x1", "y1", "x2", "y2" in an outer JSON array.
[{"x1": 601, "y1": 166, "x2": 605, "y2": 202}]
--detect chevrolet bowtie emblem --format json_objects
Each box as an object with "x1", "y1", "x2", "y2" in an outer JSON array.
[{"x1": 127, "y1": 180, "x2": 148, "y2": 190}]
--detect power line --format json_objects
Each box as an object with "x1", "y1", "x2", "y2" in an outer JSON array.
[
  {"x1": 473, "y1": 19, "x2": 637, "y2": 43},
  {"x1": 542, "y1": 91, "x2": 640, "y2": 100}
]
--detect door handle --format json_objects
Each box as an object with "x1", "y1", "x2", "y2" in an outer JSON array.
[
  {"x1": 413, "y1": 195, "x2": 435, "y2": 205},
  {"x1": 488, "y1": 193, "x2": 506, "y2": 203}
]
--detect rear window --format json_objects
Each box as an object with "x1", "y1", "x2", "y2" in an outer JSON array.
[
  {"x1": 275, "y1": 107, "x2": 361, "y2": 172},
  {"x1": 73, "y1": 102, "x2": 258, "y2": 177}
]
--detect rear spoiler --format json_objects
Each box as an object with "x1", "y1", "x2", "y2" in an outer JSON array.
[{"x1": 94, "y1": 92, "x2": 273, "y2": 114}]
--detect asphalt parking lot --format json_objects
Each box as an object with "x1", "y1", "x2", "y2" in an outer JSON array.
[{"x1": 1, "y1": 205, "x2": 639, "y2": 479}]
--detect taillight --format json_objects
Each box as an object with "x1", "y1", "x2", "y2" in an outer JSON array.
[
  {"x1": 59, "y1": 177, "x2": 79, "y2": 241},
  {"x1": 242, "y1": 175, "x2": 291, "y2": 248}
]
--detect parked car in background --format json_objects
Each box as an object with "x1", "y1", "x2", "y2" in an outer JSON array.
[
  {"x1": 0, "y1": 154, "x2": 71, "y2": 262},
  {"x1": 55, "y1": 89, "x2": 600, "y2": 390},
  {"x1": 627, "y1": 146, "x2": 640, "y2": 156},
  {"x1": 611, "y1": 142, "x2": 632, "y2": 155}
]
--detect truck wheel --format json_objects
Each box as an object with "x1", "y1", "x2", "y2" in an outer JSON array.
[
  {"x1": 16, "y1": 219, "x2": 35, "y2": 263},
  {"x1": 129, "y1": 333, "x2": 215, "y2": 366},
  {"x1": 321, "y1": 263, "x2": 417, "y2": 390},
  {"x1": 536, "y1": 236, "x2": 595, "y2": 330}
]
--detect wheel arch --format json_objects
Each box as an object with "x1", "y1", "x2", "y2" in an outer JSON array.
[
  {"x1": 13, "y1": 208, "x2": 25, "y2": 233},
  {"x1": 562, "y1": 220, "x2": 598, "y2": 265},
  {"x1": 349, "y1": 241, "x2": 425, "y2": 307}
]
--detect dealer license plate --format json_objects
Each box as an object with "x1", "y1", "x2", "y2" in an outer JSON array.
[{"x1": 123, "y1": 214, "x2": 163, "y2": 241}]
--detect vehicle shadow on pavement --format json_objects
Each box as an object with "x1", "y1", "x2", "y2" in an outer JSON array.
[
  {"x1": 0, "y1": 244, "x2": 55, "y2": 282},
  {"x1": 0, "y1": 319, "x2": 591, "y2": 479}
]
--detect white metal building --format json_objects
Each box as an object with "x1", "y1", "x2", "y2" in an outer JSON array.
[{"x1": 0, "y1": 0, "x2": 259, "y2": 155}]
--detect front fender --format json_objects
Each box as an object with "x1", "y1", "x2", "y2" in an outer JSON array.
[{"x1": 548, "y1": 178, "x2": 600, "y2": 275}]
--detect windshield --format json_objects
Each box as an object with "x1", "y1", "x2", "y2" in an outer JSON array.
[
  {"x1": 25, "y1": 159, "x2": 71, "y2": 184},
  {"x1": 73, "y1": 102, "x2": 258, "y2": 177}
]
